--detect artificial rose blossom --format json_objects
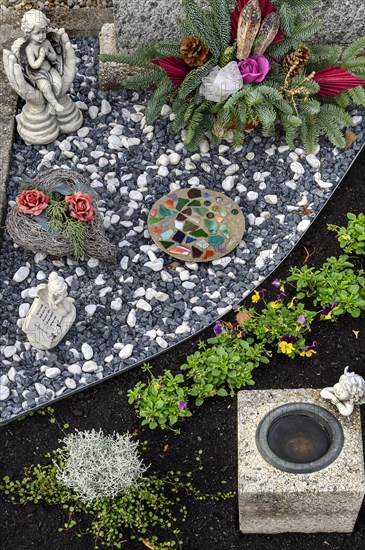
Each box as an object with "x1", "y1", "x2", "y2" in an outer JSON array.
[
  {"x1": 238, "y1": 55, "x2": 270, "y2": 84},
  {"x1": 65, "y1": 191, "x2": 96, "y2": 222},
  {"x1": 200, "y1": 61, "x2": 244, "y2": 102},
  {"x1": 16, "y1": 188, "x2": 49, "y2": 216}
]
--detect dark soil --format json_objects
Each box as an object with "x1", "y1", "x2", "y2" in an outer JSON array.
[{"x1": 1, "y1": 146, "x2": 365, "y2": 550}]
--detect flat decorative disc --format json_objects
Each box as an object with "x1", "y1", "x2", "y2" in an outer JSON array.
[{"x1": 148, "y1": 188, "x2": 245, "y2": 262}]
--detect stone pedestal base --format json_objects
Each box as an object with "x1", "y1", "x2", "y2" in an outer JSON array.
[{"x1": 237, "y1": 388, "x2": 365, "y2": 533}]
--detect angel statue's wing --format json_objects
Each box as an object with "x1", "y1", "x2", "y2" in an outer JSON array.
[{"x1": 47, "y1": 30, "x2": 63, "y2": 75}]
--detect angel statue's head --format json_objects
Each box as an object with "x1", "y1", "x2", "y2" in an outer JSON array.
[{"x1": 21, "y1": 9, "x2": 50, "y2": 39}]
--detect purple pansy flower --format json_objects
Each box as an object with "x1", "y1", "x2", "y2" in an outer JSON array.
[
  {"x1": 321, "y1": 301, "x2": 338, "y2": 316},
  {"x1": 178, "y1": 401, "x2": 188, "y2": 411},
  {"x1": 297, "y1": 314, "x2": 306, "y2": 325},
  {"x1": 272, "y1": 279, "x2": 281, "y2": 289},
  {"x1": 279, "y1": 334, "x2": 298, "y2": 344},
  {"x1": 232, "y1": 304, "x2": 239, "y2": 311},
  {"x1": 214, "y1": 320, "x2": 224, "y2": 335},
  {"x1": 259, "y1": 288, "x2": 267, "y2": 299},
  {"x1": 241, "y1": 330, "x2": 247, "y2": 338},
  {"x1": 277, "y1": 292, "x2": 286, "y2": 300},
  {"x1": 238, "y1": 55, "x2": 270, "y2": 84}
]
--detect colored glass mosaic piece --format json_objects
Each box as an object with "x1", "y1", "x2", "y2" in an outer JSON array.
[
  {"x1": 195, "y1": 207, "x2": 209, "y2": 216},
  {"x1": 220, "y1": 210, "x2": 228, "y2": 217},
  {"x1": 161, "y1": 229, "x2": 173, "y2": 240},
  {"x1": 204, "y1": 201, "x2": 211, "y2": 206},
  {"x1": 173, "y1": 231, "x2": 185, "y2": 243},
  {"x1": 183, "y1": 221, "x2": 199, "y2": 232},
  {"x1": 182, "y1": 207, "x2": 192, "y2": 216},
  {"x1": 162, "y1": 219, "x2": 171, "y2": 227},
  {"x1": 191, "y1": 229, "x2": 208, "y2": 238},
  {"x1": 149, "y1": 216, "x2": 164, "y2": 224},
  {"x1": 150, "y1": 208, "x2": 157, "y2": 216},
  {"x1": 214, "y1": 215, "x2": 224, "y2": 223},
  {"x1": 163, "y1": 199, "x2": 175, "y2": 209},
  {"x1": 231, "y1": 209, "x2": 239, "y2": 215},
  {"x1": 152, "y1": 227, "x2": 162, "y2": 234},
  {"x1": 192, "y1": 246, "x2": 203, "y2": 258},
  {"x1": 187, "y1": 200, "x2": 201, "y2": 207},
  {"x1": 186, "y1": 237, "x2": 196, "y2": 244},
  {"x1": 187, "y1": 188, "x2": 202, "y2": 198},
  {"x1": 176, "y1": 198, "x2": 190, "y2": 211},
  {"x1": 159, "y1": 205, "x2": 177, "y2": 217},
  {"x1": 196, "y1": 240, "x2": 209, "y2": 249},
  {"x1": 217, "y1": 246, "x2": 226, "y2": 252},
  {"x1": 203, "y1": 192, "x2": 210, "y2": 198},
  {"x1": 216, "y1": 197, "x2": 223, "y2": 202},
  {"x1": 208, "y1": 235, "x2": 225, "y2": 246},
  {"x1": 168, "y1": 193, "x2": 178, "y2": 200},
  {"x1": 170, "y1": 245, "x2": 190, "y2": 255},
  {"x1": 176, "y1": 213, "x2": 187, "y2": 221},
  {"x1": 160, "y1": 241, "x2": 174, "y2": 249},
  {"x1": 204, "y1": 250, "x2": 214, "y2": 259},
  {"x1": 220, "y1": 224, "x2": 229, "y2": 238},
  {"x1": 204, "y1": 220, "x2": 219, "y2": 234},
  {"x1": 174, "y1": 221, "x2": 184, "y2": 230},
  {"x1": 206, "y1": 212, "x2": 214, "y2": 219},
  {"x1": 212, "y1": 205, "x2": 219, "y2": 212}
]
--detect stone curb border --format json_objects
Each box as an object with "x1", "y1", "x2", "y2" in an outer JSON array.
[{"x1": 0, "y1": 7, "x2": 113, "y2": 246}]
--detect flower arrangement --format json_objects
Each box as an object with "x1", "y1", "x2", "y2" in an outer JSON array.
[
  {"x1": 6, "y1": 169, "x2": 116, "y2": 262},
  {"x1": 101, "y1": 0, "x2": 365, "y2": 152},
  {"x1": 15, "y1": 182, "x2": 96, "y2": 259}
]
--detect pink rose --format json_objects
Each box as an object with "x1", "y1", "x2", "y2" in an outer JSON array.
[
  {"x1": 65, "y1": 191, "x2": 96, "y2": 222},
  {"x1": 238, "y1": 55, "x2": 270, "y2": 84},
  {"x1": 16, "y1": 188, "x2": 49, "y2": 216}
]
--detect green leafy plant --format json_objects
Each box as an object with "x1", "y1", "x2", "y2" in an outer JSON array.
[
  {"x1": 101, "y1": 0, "x2": 365, "y2": 152},
  {"x1": 1, "y1": 445, "x2": 234, "y2": 549},
  {"x1": 328, "y1": 213, "x2": 365, "y2": 256},
  {"x1": 287, "y1": 255, "x2": 365, "y2": 319},
  {"x1": 127, "y1": 368, "x2": 192, "y2": 432}
]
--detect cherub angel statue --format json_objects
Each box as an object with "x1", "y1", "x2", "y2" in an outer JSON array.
[
  {"x1": 23, "y1": 272, "x2": 76, "y2": 350},
  {"x1": 3, "y1": 9, "x2": 83, "y2": 145},
  {"x1": 320, "y1": 367, "x2": 365, "y2": 416}
]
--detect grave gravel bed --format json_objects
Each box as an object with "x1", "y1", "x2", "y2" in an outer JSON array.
[{"x1": 0, "y1": 37, "x2": 364, "y2": 422}]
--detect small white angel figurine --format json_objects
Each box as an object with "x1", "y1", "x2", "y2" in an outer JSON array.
[
  {"x1": 23, "y1": 272, "x2": 76, "y2": 350},
  {"x1": 3, "y1": 9, "x2": 83, "y2": 144},
  {"x1": 320, "y1": 367, "x2": 365, "y2": 416}
]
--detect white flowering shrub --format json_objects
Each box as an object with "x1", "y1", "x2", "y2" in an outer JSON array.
[{"x1": 55, "y1": 429, "x2": 148, "y2": 504}]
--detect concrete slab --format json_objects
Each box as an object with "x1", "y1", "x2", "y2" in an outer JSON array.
[{"x1": 237, "y1": 388, "x2": 365, "y2": 533}]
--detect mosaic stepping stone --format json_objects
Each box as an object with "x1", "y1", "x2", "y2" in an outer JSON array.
[{"x1": 148, "y1": 188, "x2": 245, "y2": 262}]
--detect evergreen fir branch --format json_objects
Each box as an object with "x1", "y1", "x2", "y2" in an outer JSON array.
[
  {"x1": 299, "y1": 113, "x2": 319, "y2": 153},
  {"x1": 231, "y1": 130, "x2": 245, "y2": 148},
  {"x1": 153, "y1": 42, "x2": 182, "y2": 58},
  {"x1": 183, "y1": 98, "x2": 198, "y2": 124},
  {"x1": 256, "y1": 104, "x2": 277, "y2": 136},
  {"x1": 186, "y1": 113, "x2": 213, "y2": 150},
  {"x1": 182, "y1": 0, "x2": 221, "y2": 57},
  {"x1": 211, "y1": 0, "x2": 234, "y2": 50},
  {"x1": 341, "y1": 36, "x2": 365, "y2": 63},
  {"x1": 307, "y1": 44, "x2": 341, "y2": 70},
  {"x1": 341, "y1": 57, "x2": 365, "y2": 73},
  {"x1": 282, "y1": 118, "x2": 300, "y2": 148},
  {"x1": 223, "y1": 87, "x2": 250, "y2": 111},
  {"x1": 320, "y1": 103, "x2": 353, "y2": 127},
  {"x1": 334, "y1": 91, "x2": 351, "y2": 109},
  {"x1": 219, "y1": 45, "x2": 237, "y2": 67},
  {"x1": 63, "y1": 219, "x2": 88, "y2": 260},
  {"x1": 145, "y1": 79, "x2": 175, "y2": 122},
  {"x1": 246, "y1": 88, "x2": 263, "y2": 106},
  {"x1": 99, "y1": 44, "x2": 158, "y2": 68},
  {"x1": 46, "y1": 197, "x2": 68, "y2": 225},
  {"x1": 279, "y1": 2, "x2": 296, "y2": 36},
  {"x1": 272, "y1": 0, "x2": 320, "y2": 11},
  {"x1": 291, "y1": 20, "x2": 322, "y2": 42},
  {"x1": 122, "y1": 70, "x2": 164, "y2": 91},
  {"x1": 349, "y1": 86, "x2": 365, "y2": 107},
  {"x1": 176, "y1": 16, "x2": 196, "y2": 38},
  {"x1": 178, "y1": 58, "x2": 217, "y2": 100},
  {"x1": 267, "y1": 39, "x2": 296, "y2": 60},
  {"x1": 281, "y1": 113, "x2": 303, "y2": 128},
  {"x1": 172, "y1": 96, "x2": 191, "y2": 131},
  {"x1": 258, "y1": 85, "x2": 293, "y2": 114},
  {"x1": 297, "y1": 98, "x2": 321, "y2": 116}
]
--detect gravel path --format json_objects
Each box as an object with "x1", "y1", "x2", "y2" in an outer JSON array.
[{"x1": 0, "y1": 37, "x2": 364, "y2": 422}]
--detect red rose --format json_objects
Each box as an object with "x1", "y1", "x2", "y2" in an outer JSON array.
[
  {"x1": 16, "y1": 188, "x2": 49, "y2": 216},
  {"x1": 65, "y1": 191, "x2": 96, "y2": 222}
]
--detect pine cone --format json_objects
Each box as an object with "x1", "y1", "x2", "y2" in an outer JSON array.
[
  {"x1": 283, "y1": 46, "x2": 310, "y2": 76},
  {"x1": 180, "y1": 35, "x2": 209, "y2": 67}
]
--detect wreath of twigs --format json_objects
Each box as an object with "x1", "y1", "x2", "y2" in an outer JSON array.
[{"x1": 6, "y1": 169, "x2": 117, "y2": 263}]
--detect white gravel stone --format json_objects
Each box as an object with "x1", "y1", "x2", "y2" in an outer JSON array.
[
  {"x1": 246, "y1": 152, "x2": 255, "y2": 160},
  {"x1": 134, "y1": 287, "x2": 146, "y2": 298},
  {"x1": 179, "y1": 270, "x2": 190, "y2": 282},
  {"x1": 185, "y1": 159, "x2": 196, "y2": 170},
  {"x1": 169, "y1": 152, "x2": 181, "y2": 165},
  {"x1": 222, "y1": 176, "x2": 236, "y2": 192},
  {"x1": 352, "y1": 115, "x2": 362, "y2": 125},
  {"x1": 65, "y1": 378, "x2": 77, "y2": 389},
  {"x1": 129, "y1": 190, "x2": 143, "y2": 201},
  {"x1": 306, "y1": 154, "x2": 321, "y2": 169},
  {"x1": 297, "y1": 219, "x2": 311, "y2": 232},
  {"x1": 264, "y1": 194, "x2": 278, "y2": 205},
  {"x1": 3, "y1": 345, "x2": 16, "y2": 358},
  {"x1": 145, "y1": 259, "x2": 164, "y2": 271},
  {"x1": 85, "y1": 304, "x2": 97, "y2": 316},
  {"x1": 7, "y1": 367, "x2": 17, "y2": 381},
  {"x1": 199, "y1": 138, "x2": 210, "y2": 154},
  {"x1": 155, "y1": 291, "x2": 169, "y2": 302},
  {"x1": 157, "y1": 153, "x2": 170, "y2": 166},
  {"x1": 127, "y1": 309, "x2": 137, "y2": 327},
  {"x1": 158, "y1": 166, "x2": 169, "y2": 177},
  {"x1": 101, "y1": 99, "x2": 112, "y2": 114},
  {"x1": 156, "y1": 337, "x2": 168, "y2": 349},
  {"x1": 285, "y1": 180, "x2": 297, "y2": 190},
  {"x1": 224, "y1": 163, "x2": 240, "y2": 176},
  {"x1": 94, "y1": 274, "x2": 106, "y2": 286},
  {"x1": 82, "y1": 360, "x2": 98, "y2": 373},
  {"x1": 89, "y1": 105, "x2": 99, "y2": 119},
  {"x1": 0, "y1": 386, "x2": 10, "y2": 401},
  {"x1": 145, "y1": 329, "x2": 157, "y2": 339},
  {"x1": 68, "y1": 364, "x2": 82, "y2": 375},
  {"x1": 87, "y1": 258, "x2": 99, "y2": 268},
  {"x1": 318, "y1": 180, "x2": 333, "y2": 189},
  {"x1": 290, "y1": 161, "x2": 305, "y2": 175},
  {"x1": 35, "y1": 382, "x2": 46, "y2": 396},
  {"x1": 18, "y1": 303, "x2": 30, "y2": 318},
  {"x1": 81, "y1": 343, "x2": 93, "y2": 360},
  {"x1": 137, "y1": 174, "x2": 148, "y2": 187},
  {"x1": 175, "y1": 323, "x2": 191, "y2": 335},
  {"x1": 111, "y1": 299, "x2": 123, "y2": 311},
  {"x1": 119, "y1": 344, "x2": 134, "y2": 359},
  {"x1": 45, "y1": 367, "x2": 61, "y2": 379},
  {"x1": 247, "y1": 191, "x2": 259, "y2": 201},
  {"x1": 13, "y1": 266, "x2": 30, "y2": 282},
  {"x1": 136, "y1": 299, "x2": 152, "y2": 311}
]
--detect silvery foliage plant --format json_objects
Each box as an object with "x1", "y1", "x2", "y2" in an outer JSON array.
[{"x1": 55, "y1": 429, "x2": 148, "y2": 504}]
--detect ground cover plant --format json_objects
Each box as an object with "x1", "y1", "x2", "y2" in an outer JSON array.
[
  {"x1": 101, "y1": 0, "x2": 365, "y2": 151},
  {"x1": 1, "y1": 146, "x2": 364, "y2": 549}
]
